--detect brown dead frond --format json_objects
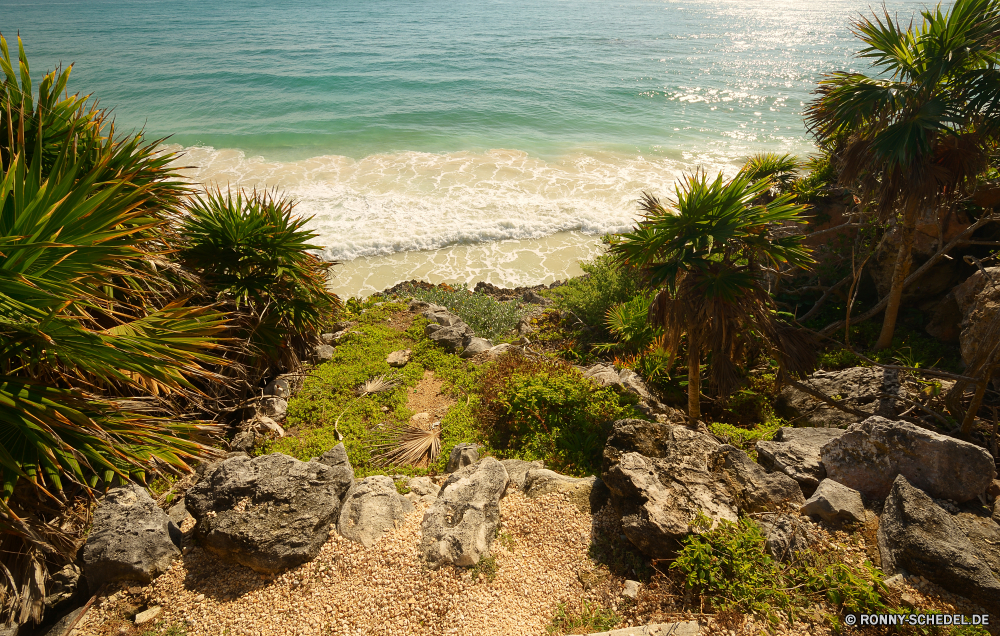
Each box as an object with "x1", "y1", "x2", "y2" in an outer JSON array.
[
  {"x1": 371, "y1": 424, "x2": 441, "y2": 467},
  {"x1": 356, "y1": 374, "x2": 401, "y2": 397}
]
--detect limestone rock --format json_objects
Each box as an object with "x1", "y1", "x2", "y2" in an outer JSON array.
[
  {"x1": 618, "y1": 368, "x2": 669, "y2": 413},
  {"x1": 420, "y1": 457, "x2": 509, "y2": 567},
  {"x1": 499, "y1": 458, "x2": 544, "y2": 490},
  {"x1": 954, "y1": 267, "x2": 1000, "y2": 386},
  {"x1": 522, "y1": 290, "x2": 551, "y2": 305},
  {"x1": 587, "y1": 621, "x2": 701, "y2": 636},
  {"x1": 461, "y1": 337, "x2": 493, "y2": 358},
  {"x1": 487, "y1": 343, "x2": 514, "y2": 357},
  {"x1": 954, "y1": 513, "x2": 1000, "y2": 580},
  {"x1": 44, "y1": 563, "x2": 82, "y2": 609},
  {"x1": 317, "y1": 442, "x2": 354, "y2": 475},
  {"x1": 820, "y1": 416, "x2": 996, "y2": 501},
  {"x1": 166, "y1": 499, "x2": 193, "y2": 527},
  {"x1": 710, "y1": 445, "x2": 806, "y2": 513},
  {"x1": 134, "y1": 606, "x2": 162, "y2": 625},
  {"x1": 83, "y1": 484, "x2": 181, "y2": 589},
  {"x1": 338, "y1": 476, "x2": 415, "y2": 548},
  {"x1": 878, "y1": 475, "x2": 1000, "y2": 616},
  {"x1": 622, "y1": 579, "x2": 640, "y2": 599},
  {"x1": 581, "y1": 363, "x2": 622, "y2": 388},
  {"x1": 186, "y1": 453, "x2": 352, "y2": 573},
  {"x1": 260, "y1": 397, "x2": 288, "y2": 420},
  {"x1": 428, "y1": 325, "x2": 473, "y2": 353},
  {"x1": 446, "y1": 443, "x2": 480, "y2": 473},
  {"x1": 756, "y1": 427, "x2": 846, "y2": 497},
  {"x1": 314, "y1": 344, "x2": 336, "y2": 362},
  {"x1": 422, "y1": 307, "x2": 465, "y2": 327},
  {"x1": 758, "y1": 514, "x2": 813, "y2": 562},
  {"x1": 523, "y1": 469, "x2": 605, "y2": 513},
  {"x1": 800, "y1": 479, "x2": 866, "y2": 524},
  {"x1": 230, "y1": 429, "x2": 258, "y2": 453},
  {"x1": 407, "y1": 476, "x2": 440, "y2": 497},
  {"x1": 263, "y1": 378, "x2": 290, "y2": 398},
  {"x1": 386, "y1": 348, "x2": 412, "y2": 367},
  {"x1": 775, "y1": 367, "x2": 909, "y2": 428}
]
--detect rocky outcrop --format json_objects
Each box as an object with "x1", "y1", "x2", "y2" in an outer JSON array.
[
  {"x1": 460, "y1": 337, "x2": 493, "y2": 358},
  {"x1": 186, "y1": 453, "x2": 352, "y2": 573},
  {"x1": 83, "y1": 484, "x2": 181, "y2": 589},
  {"x1": 422, "y1": 306, "x2": 494, "y2": 357},
  {"x1": 420, "y1": 458, "x2": 509, "y2": 568},
  {"x1": 758, "y1": 514, "x2": 813, "y2": 562},
  {"x1": 602, "y1": 420, "x2": 738, "y2": 557},
  {"x1": 820, "y1": 416, "x2": 996, "y2": 501},
  {"x1": 878, "y1": 475, "x2": 1000, "y2": 616},
  {"x1": 954, "y1": 513, "x2": 1000, "y2": 580},
  {"x1": 523, "y1": 469, "x2": 606, "y2": 513},
  {"x1": 756, "y1": 427, "x2": 846, "y2": 497},
  {"x1": 338, "y1": 476, "x2": 415, "y2": 548},
  {"x1": 446, "y1": 443, "x2": 480, "y2": 473},
  {"x1": 775, "y1": 367, "x2": 909, "y2": 428},
  {"x1": 710, "y1": 445, "x2": 806, "y2": 513},
  {"x1": 318, "y1": 442, "x2": 353, "y2": 473},
  {"x1": 580, "y1": 363, "x2": 622, "y2": 388},
  {"x1": 800, "y1": 479, "x2": 865, "y2": 524},
  {"x1": 500, "y1": 458, "x2": 544, "y2": 490},
  {"x1": 407, "y1": 476, "x2": 440, "y2": 497},
  {"x1": 954, "y1": 267, "x2": 1000, "y2": 386}
]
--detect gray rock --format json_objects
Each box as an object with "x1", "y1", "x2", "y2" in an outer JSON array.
[
  {"x1": 461, "y1": 337, "x2": 493, "y2": 358},
  {"x1": 800, "y1": 479, "x2": 865, "y2": 524},
  {"x1": 230, "y1": 429, "x2": 258, "y2": 453},
  {"x1": 758, "y1": 514, "x2": 812, "y2": 562},
  {"x1": 318, "y1": 443, "x2": 354, "y2": 474},
  {"x1": 487, "y1": 342, "x2": 514, "y2": 357},
  {"x1": 756, "y1": 427, "x2": 846, "y2": 497},
  {"x1": 83, "y1": 483, "x2": 181, "y2": 589},
  {"x1": 386, "y1": 349, "x2": 412, "y2": 367},
  {"x1": 954, "y1": 513, "x2": 1000, "y2": 580},
  {"x1": 320, "y1": 332, "x2": 336, "y2": 344},
  {"x1": 338, "y1": 476, "x2": 415, "y2": 548},
  {"x1": 622, "y1": 579, "x2": 640, "y2": 599},
  {"x1": 602, "y1": 421, "x2": 738, "y2": 557},
  {"x1": 428, "y1": 325, "x2": 473, "y2": 353},
  {"x1": 709, "y1": 445, "x2": 806, "y2": 513},
  {"x1": 446, "y1": 443, "x2": 480, "y2": 473},
  {"x1": 407, "y1": 476, "x2": 440, "y2": 497},
  {"x1": 422, "y1": 307, "x2": 465, "y2": 328},
  {"x1": 878, "y1": 475, "x2": 1000, "y2": 617},
  {"x1": 166, "y1": 499, "x2": 193, "y2": 527},
  {"x1": 954, "y1": 267, "x2": 1000, "y2": 385},
  {"x1": 134, "y1": 606, "x2": 163, "y2": 625},
  {"x1": 617, "y1": 368, "x2": 665, "y2": 410},
  {"x1": 581, "y1": 363, "x2": 622, "y2": 388},
  {"x1": 186, "y1": 453, "x2": 352, "y2": 573},
  {"x1": 261, "y1": 397, "x2": 288, "y2": 420},
  {"x1": 587, "y1": 621, "x2": 701, "y2": 636},
  {"x1": 775, "y1": 367, "x2": 909, "y2": 428},
  {"x1": 523, "y1": 469, "x2": 604, "y2": 513},
  {"x1": 420, "y1": 457, "x2": 509, "y2": 567},
  {"x1": 517, "y1": 317, "x2": 534, "y2": 336},
  {"x1": 522, "y1": 290, "x2": 551, "y2": 305},
  {"x1": 43, "y1": 563, "x2": 81, "y2": 609},
  {"x1": 820, "y1": 416, "x2": 997, "y2": 501},
  {"x1": 499, "y1": 458, "x2": 544, "y2": 490},
  {"x1": 263, "y1": 378, "x2": 290, "y2": 398},
  {"x1": 314, "y1": 344, "x2": 336, "y2": 362}
]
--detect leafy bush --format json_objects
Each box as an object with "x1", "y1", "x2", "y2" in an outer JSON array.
[
  {"x1": 672, "y1": 513, "x2": 888, "y2": 623},
  {"x1": 179, "y1": 188, "x2": 341, "y2": 374},
  {"x1": 393, "y1": 282, "x2": 528, "y2": 340},
  {"x1": 592, "y1": 291, "x2": 661, "y2": 354},
  {"x1": 548, "y1": 253, "x2": 644, "y2": 337},
  {"x1": 477, "y1": 352, "x2": 639, "y2": 476}
]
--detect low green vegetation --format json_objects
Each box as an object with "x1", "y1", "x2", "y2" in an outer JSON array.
[
  {"x1": 547, "y1": 600, "x2": 621, "y2": 635},
  {"x1": 394, "y1": 282, "x2": 529, "y2": 340},
  {"x1": 470, "y1": 554, "x2": 498, "y2": 582},
  {"x1": 547, "y1": 252, "x2": 645, "y2": 338}
]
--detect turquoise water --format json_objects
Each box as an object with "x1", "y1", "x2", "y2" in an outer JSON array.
[{"x1": 4, "y1": 0, "x2": 932, "y2": 289}]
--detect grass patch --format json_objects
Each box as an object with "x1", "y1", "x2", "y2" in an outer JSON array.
[
  {"x1": 390, "y1": 282, "x2": 529, "y2": 340},
  {"x1": 547, "y1": 600, "x2": 621, "y2": 635},
  {"x1": 470, "y1": 555, "x2": 498, "y2": 582}
]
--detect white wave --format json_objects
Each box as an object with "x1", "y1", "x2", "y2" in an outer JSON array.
[{"x1": 167, "y1": 145, "x2": 733, "y2": 263}]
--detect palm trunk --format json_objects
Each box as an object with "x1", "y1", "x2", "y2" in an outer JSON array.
[
  {"x1": 687, "y1": 325, "x2": 701, "y2": 426},
  {"x1": 874, "y1": 200, "x2": 920, "y2": 350}
]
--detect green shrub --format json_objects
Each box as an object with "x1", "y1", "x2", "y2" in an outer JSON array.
[
  {"x1": 477, "y1": 352, "x2": 639, "y2": 476},
  {"x1": 548, "y1": 253, "x2": 644, "y2": 337},
  {"x1": 592, "y1": 290, "x2": 661, "y2": 354},
  {"x1": 672, "y1": 513, "x2": 888, "y2": 623},
  {"x1": 393, "y1": 282, "x2": 528, "y2": 340},
  {"x1": 179, "y1": 187, "x2": 341, "y2": 372}
]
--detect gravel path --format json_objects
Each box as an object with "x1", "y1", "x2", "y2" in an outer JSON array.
[{"x1": 79, "y1": 490, "x2": 595, "y2": 636}]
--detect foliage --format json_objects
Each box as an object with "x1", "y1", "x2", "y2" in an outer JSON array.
[
  {"x1": 592, "y1": 291, "x2": 661, "y2": 354},
  {"x1": 547, "y1": 600, "x2": 621, "y2": 635},
  {"x1": 393, "y1": 282, "x2": 528, "y2": 340},
  {"x1": 470, "y1": 555, "x2": 498, "y2": 582},
  {"x1": 179, "y1": 187, "x2": 341, "y2": 374},
  {"x1": 791, "y1": 153, "x2": 839, "y2": 203},
  {"x1": 738, "y1": 152, "x2": 800, "y2": 195},
  {"x1": 0, "y1": 36, "x2": 227, "y2": 626},
  {"x1": 672, "y1": 513, "x2": 888, "y2": 623},
  {"x1": 547, "y1": 253, "x2": 645, "y2": 338},
  {"x1": 477, "y1": 351, "x2": 639, "y2": 476},
  {"x1": 708, "y1": 420, "x2": 781, "y2": 461}
]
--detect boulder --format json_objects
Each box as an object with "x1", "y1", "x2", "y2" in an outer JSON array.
[
  {"x1": 318, "y1": 442, "x2": 354, "y2": 474},
  {"x1": 166, "y1": 499, "x2": 193, "y2": 527},
  {"x1": 260, "y1": 397, "x2": 288, "y2": 420},
  {"x1": 523, "y1": 469, "x2": 607, "y2": 513},
  {"x1": 44, "y1": 563, "x2": 82, "y2": 610},
  {"x1": 263, "y1": 378, "x2": 290, "y2": 398},
  {"x1": 407, "y1": 476, "x2": 440, "y2": 497},
  {"x1": 422, "y1": 307, "x2": 465, "y2": 327},
  {"x1": 878, "y1": 475, "x2": 1000, "y2": 616},
  {"x1": 428, "y1": 325, "x2": 473, "y2": 353},
  {"x1": 775, "y1": 367, "x2": 908, "y2": 428},
  {"x1": 820, "y1": 416, "x2": 996, "y2": 501},
  {"x1": 338, "y1": 476, "x2": 415, "y2": 548},
  {"x1": 954, "y1": 513, "x2": 1000, "y2": 580},
  {"x1": 230, "y1": 429, "x2": 258, "y2": 453},
  {"x1": 420, "y1": 457, "x2": 509, "y2": 567},
  {"x1": 953, "y1": 267, "x2": 1000, "y2": 385},
  {"x1": 756, "y1": 427, "x2": 846, "y2": 497},
  {"x1": 185, "y1": 453, "x2": 352, "y2": 573},
  {"x1": 580, "y1": 363, "x2": 622, "y2": 388},
  {"x1": 800, "y1": 479, "x2": 866, "y2": 524},
  {"x1": 314, "y1": 344, "x2": 336, "y2": 362},
  {"x1": 487, "y1": 343, "x2": 514, "y2": 357},
  {"x1": 709, "y1": 445, "x2": 806, "y2": 513},
  {"x1": 522, "y1": 290, "x2": 551, "y2": 305},
  {"x1": 461, "y1": 337, "x2": 493, "y2": 358},
  {"x1": 499, "y1": 458, "x2": 544, "y2": 490},
  {"x1": 446, "y1": 443, "x2": 480, "y2": 473},
  {"x1": 758, "y1": 514, "x2": 812, "y2": 562},
  {"x1": 618, "y1": 368, "x2": 668, "y2": 413},
  {"x1": 386, "y1": 349, "x2": 411, "y2": 367},
  {"x1": 83, "y1": 484, "x2": 181, "y2": 589},
  {"x1": 602, "y1": 421, "x2": 738, "y2": 557}
]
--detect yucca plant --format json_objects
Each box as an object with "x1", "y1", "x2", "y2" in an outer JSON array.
[
  {"x1": 611, "y1": 174, "x2": 816, "y2": 425},
  {"x1": 0, "y1": 37, "x2": 229, "y2": 627},
  {"x1": 179, "y1": 188, "x2": 341, "y2": 383}
]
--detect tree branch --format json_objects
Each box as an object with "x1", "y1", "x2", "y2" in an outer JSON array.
[
  {"x1": 786, "y1": 380, "x2": 874, "y2": 418},
  {"x1": 796, "y1": 275, "x2": 851, "y2": 323}
]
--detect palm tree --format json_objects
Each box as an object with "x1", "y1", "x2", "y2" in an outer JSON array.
[
  {"x1": 611, "y1": 172, "x2": 815, "y2": 425},
  {"x1": 0, "y1": 36, "x2": 228, "y2": 626},
  {"x1": 805, "y1": 0, "x2": 1000, "y2": 350}
]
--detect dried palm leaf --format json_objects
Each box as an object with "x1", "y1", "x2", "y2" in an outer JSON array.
[
  {"x1": 356, "y1": 374, "x2": 400, "y2": 397},
  {"x1": 371, "y1": 425, "x2": 441, "y2": 467}
]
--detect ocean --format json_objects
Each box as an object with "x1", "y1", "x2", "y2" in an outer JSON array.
[{"x1": 4, "y1": 0, "x2": 931, "y2": 296}]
